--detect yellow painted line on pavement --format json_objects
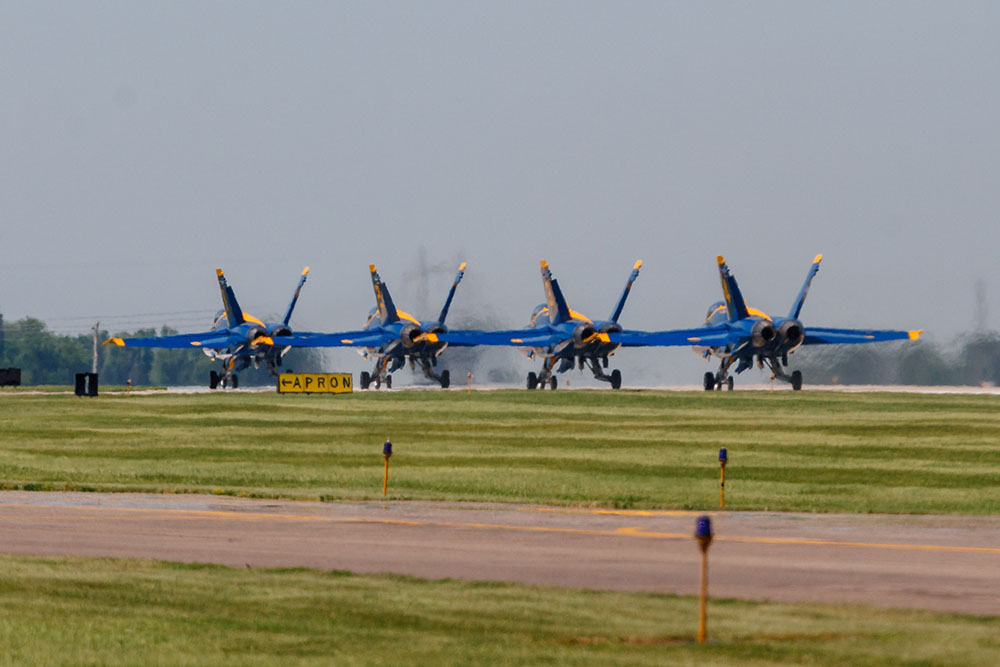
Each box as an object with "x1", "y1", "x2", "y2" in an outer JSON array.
[
  {"x1": 2, "y1": 503, "x2": 999, "y2": 555},
  {"x1": 718, "y1": 535, "x2": 1000, "y2": 554},
  {"x1": 610, "y1": 527, "x2": 1000, "y2": 554},
  {"x1": 525, "y1": 507, "x2": 709, "y2": 518}
]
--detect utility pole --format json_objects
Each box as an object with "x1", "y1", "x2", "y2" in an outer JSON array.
[
  {"x1": 974, "y1": 278, "x2": 988, "y2": 335},
  {"x1": 92, "y1": 322, "x2": 100, "y2": 374}
]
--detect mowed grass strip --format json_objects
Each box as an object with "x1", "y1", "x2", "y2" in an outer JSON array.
[
  {"x1": 0, "y1": 555, "x2": 997, "y2": 666},
  {"x1": 1, "y1": 390, "x2": 999, "y2": 514}
]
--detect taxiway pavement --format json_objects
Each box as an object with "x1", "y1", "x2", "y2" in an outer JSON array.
[{"x1": 1, "y1": 492, "x2": 997, "y2": 615}]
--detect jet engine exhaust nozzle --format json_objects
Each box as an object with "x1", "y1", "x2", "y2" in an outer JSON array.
[
  {"x1": 778, "y1": 319, "x2": 804, "y2": 346},
  {"x1": 399, "y1": 323, "x2": 424, "y2": 349},
  {"x1": 246, "y1": 326, "x2": 267, "y2": 345},
  {"x1": 751, "y1": 320, "x2": 776, "y2": 348},
  {"x1": 573, "y1": 323, "x2": 597, "y2": 348},
  {"x1": 270, "y1": 325, "x2": 292, "y2": 339},
  {"x1": 599, "y1": 322, "x2": 623, "y2": 335}
]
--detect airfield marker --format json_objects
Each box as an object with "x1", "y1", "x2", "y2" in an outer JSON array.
[
  {"x1": 718, "y1": 448, "x2": 728, "y2": 508},
  {"x1": 695, "y1": 516, "x2": 714, "y2": 644},
  {"x1": 382, "y1": 440, "x2": 392, "y2": 496},
  {"x1": 467, "y1": 372, "x2": 473, "y2": 394}
]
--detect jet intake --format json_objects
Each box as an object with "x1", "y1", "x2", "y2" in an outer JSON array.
[
  {"x1": 751, "y1": 320, "x2": 776, "y2": 348},
  {"x1": 778, "y1": 319, "x2": 804, "y2": 346},
  {"x1": 572, "y1": 323, "x2": 597, "y2": 348},
  {"x1": 399, "y1": 323, "x2": 424, "y2": 349}
]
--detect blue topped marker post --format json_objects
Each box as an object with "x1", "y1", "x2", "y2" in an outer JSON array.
[
  {"x1": 382, "y1": 440, "x2": 393, "y2": 496},
  {"x1": 718, "y1": 448, "x2": 728, "y2": 508},
  {"x1": 695, "y1": 516, "x2": 714, "y2": 643}
]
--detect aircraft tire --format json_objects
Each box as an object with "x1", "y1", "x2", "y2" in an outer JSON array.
[
  {"x1": 610, "y1": 369, "x2": 622, "y2": 390},
  {"x1": 440, "y1": 370, "x2": 450, "y2": 389},
  {"x1": 360, "y1": 371, "x2": 371, "y2": 390},
  {"x1": 726, "y1": 377, "x2": 734, "y2": 391},
  {"x1": 791, "y1": 370, "x2": 803, "y2": 391},
  {"x1": 385, "y1": 375, "x2": 392, "y2": 389},
  {"x1": 703, "y1": 372, "x2": 715, "y2": 391},
  {"x1": 209, "y1": 371, "x2": 219, "y2": 390},
  {"x1": 550, "y1": 376, "x2": 557, "y2": 390},
  {"x1": 527, "y1": 372, "x2": 537, "y2": 390},
  {"x1": 231, "y1": 374, "x2": 238, "y2": 390}
]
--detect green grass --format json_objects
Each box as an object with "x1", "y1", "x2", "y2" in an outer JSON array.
[
  {"x1": 1, "y1": 390, "x2": 999, "y2": 514},
  {"x1": 0, "y1": 555, "x2": 996, "y2": 666},
  {"x1": 0, "y1": 384, "x2": 167, "y2": 393}
]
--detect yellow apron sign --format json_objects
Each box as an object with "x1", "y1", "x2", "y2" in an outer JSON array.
[{"x1": 277, "y1": 373, "x2": 353, "y2": 394}]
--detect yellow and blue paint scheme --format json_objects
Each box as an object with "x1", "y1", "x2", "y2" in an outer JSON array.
[
  {"x1": 271, "y1": 263, "x2": 469, "y2": 389},
  {"x1": 104, "y1": 266, "x2": 313, "y2": 389},
  {"x1": 609, "y1": 255, "x2": 921, "y2": 390},
  {"x1": 437, "y1": 259, "x2": 644, "y2": 389}
]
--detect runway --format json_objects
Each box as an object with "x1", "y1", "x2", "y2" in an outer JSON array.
[
  {"x1": 5, "y1": 383, "x2": 1000, "y2": 396},
  {"x1": 1, "y1": 492, "x2": 997, "y2": 615}
]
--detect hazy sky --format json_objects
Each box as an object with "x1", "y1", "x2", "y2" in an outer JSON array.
[{"x1": 2, "y1": 3, "x2": 998, "y2": 384}]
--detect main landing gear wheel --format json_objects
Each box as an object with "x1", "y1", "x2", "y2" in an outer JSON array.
[
  {"x1": 703, "y1": 372, "x2": 715, "y2": 391},
  {"x1": 527, "y1": 372, "x2": 538, "y2": 390},
  {"x1": 726, "y1": 377, "x2": 734, "y2": 391},
  {"x1": 230, "y1": 374, "x2": 238, "y2": 389},
  {"x1": 209, "y1": 371, "x2": 219, "y2": 390},
  {"x1": 610, "y1": 369, "x2": 622, "y2": 390},
  {"x1": 791, "y1": 370, "x2": 803, "y2": 391},
  {"x1": 440, "y1": 370, "x2": 450, "y2": 389},
  {"x1": 549, "y1": 376, "x2": 557, "y2": 390},
  {"x1": 360, "y1": 371, "x2": 371, "y2": 390},
  {"x1": 385, "y1": 375, "x2": 392, "y2": 389}
]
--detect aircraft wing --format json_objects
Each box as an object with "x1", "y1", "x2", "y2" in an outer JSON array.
[
  {"x1": 437, "y1": 328, "x2": 556, "y2": 347},
  {"x1": 103, "y1": 331, "x2": 232, "y2": 349},
  {"x1": 609, "y1": 325, "x2": 734, "y2": 348},
  {"x1": 271, "y1": 330, "x2": 393, "y2": 348},
  {"x1": 802, "y1": 327, "x2": 922, "y2": 345}
]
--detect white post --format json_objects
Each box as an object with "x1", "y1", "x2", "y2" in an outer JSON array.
[{"x1": 92, "y1": 322, "x2": 99, "y2": 374}]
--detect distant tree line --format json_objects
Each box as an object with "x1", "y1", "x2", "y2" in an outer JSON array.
[
  {"x1": 0, "y1": 315, "x2": 324, "y2": 386},
  {"x1": 794, "y1": 334, "x2": 1000, "y2": 386}
]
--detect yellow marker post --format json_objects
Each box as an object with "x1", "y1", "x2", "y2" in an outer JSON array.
[
  {"x1": 467, "y1": 372, "x2": 473, "y2": 394},
  {"x1": 694, "y1": 516, "x2": 714, "y2": 643},
  {"x1": 382, "y1": 440, "x2": 392, "y2": 496},
  {"x1": 718, "y1": 448, "x2": 727, "y2": 509}
]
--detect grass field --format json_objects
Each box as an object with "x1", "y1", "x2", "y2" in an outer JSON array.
[
  {"x1": 0, "y1": 384, "x2": 167, "y2": 393},
  {"x1": 1, "y1": 389, "x2": 998, "y2": 514},
  {"x1": 1, "y1": 555, "x2": 996, "y2": 666}
]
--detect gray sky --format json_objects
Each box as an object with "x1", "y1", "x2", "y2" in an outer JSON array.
[{"x1": 2, "y1": 2, "x2": 998, "y2": 384}]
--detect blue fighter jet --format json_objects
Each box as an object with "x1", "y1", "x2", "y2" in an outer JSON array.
[
  {"x1": 438, "y1": 259, "x2": 643, "y2": 390},
  {"x1": 611, "y1": 255, "x2": 922, "y2": 391},
  {"x1": 274, "y1": 263, "x2": 467, "y2": 389},
  {"x1": 104, "y1": 267, "x2": 310, "y2": 389}
]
